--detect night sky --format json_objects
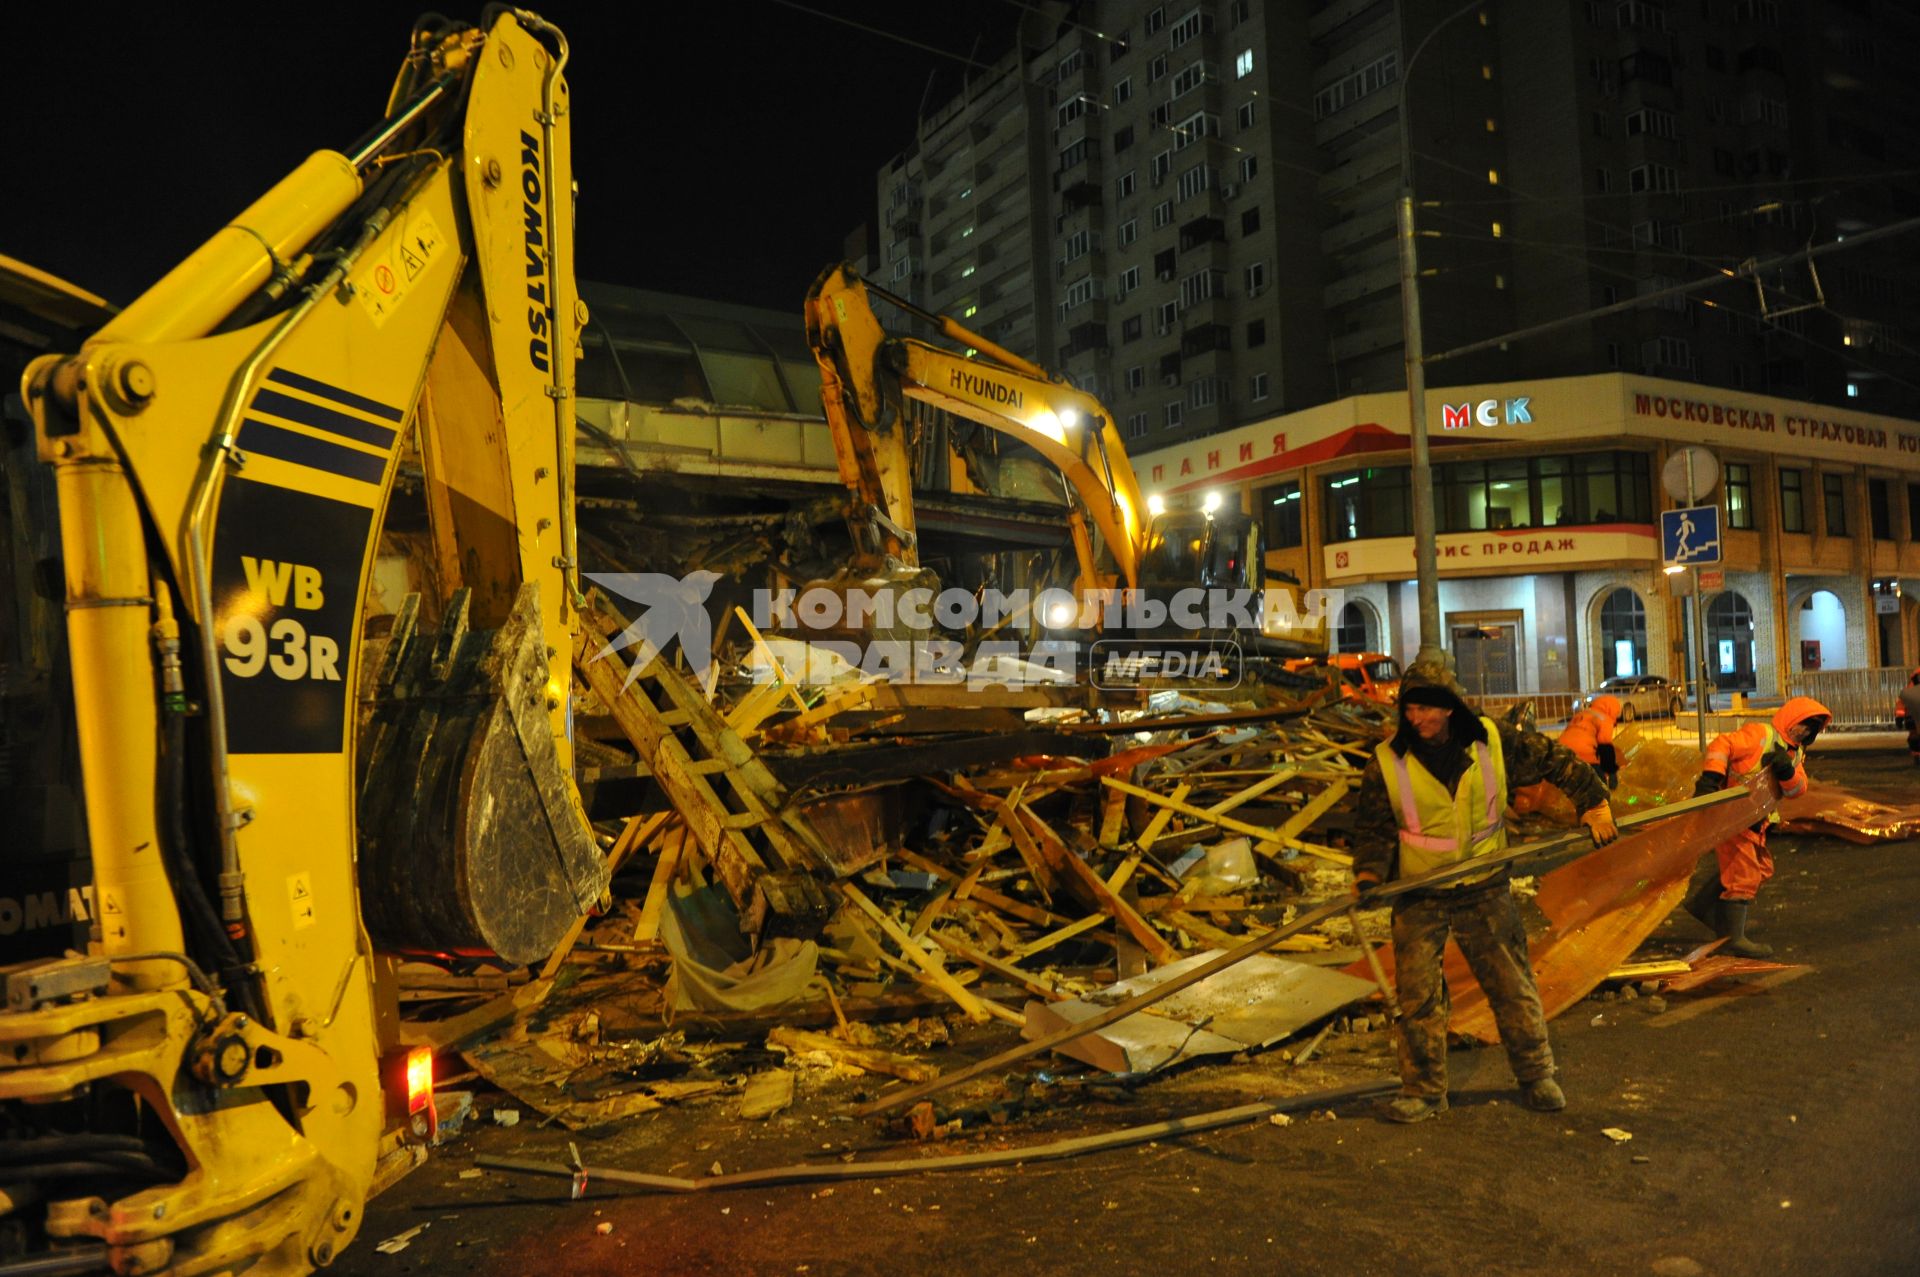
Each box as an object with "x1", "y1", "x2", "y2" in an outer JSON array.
[{"x1": 3, "y1": 1, "x2": 1029, "y2": 312}]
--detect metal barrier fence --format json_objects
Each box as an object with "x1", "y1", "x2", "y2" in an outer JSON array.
[
  {"x1": 1478, "y1": 692, "x2": 1583, "y2": 726},
  {"x1": 1474, "y1": 694, "x2": 1756, "y2": 738},
  {"x1": 1786, "y1": 666, "x2": 1913, "y2": 730}
]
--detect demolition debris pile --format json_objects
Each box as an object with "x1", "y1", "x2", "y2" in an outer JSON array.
[
  {"x1": 394, "y1": 603, "x2": 1896, "y2": 1138},
  {"x1": 392, "y1": 600, "x2": 1411, "y2": 1127}
]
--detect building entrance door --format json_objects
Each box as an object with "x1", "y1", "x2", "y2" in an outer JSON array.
[
  {"x1": 1452, "y1": 624, "x2": 1518, "y2": 697},
  {"x1": 1878, "y1": 607, "x2": 1903, "y2": 668}
]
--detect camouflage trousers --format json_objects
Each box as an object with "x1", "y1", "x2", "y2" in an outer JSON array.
[{"x1": 1390, "y1": 884, "x2": 1555, "y2": 1098}]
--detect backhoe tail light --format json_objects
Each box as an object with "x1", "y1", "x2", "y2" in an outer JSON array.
[
  {"x1": 405, "y1": 1046, "x2": 437, "y2": 1142},
  {"x1": 406, "y1": 1047, "x2": 434, "y2": 1113}
]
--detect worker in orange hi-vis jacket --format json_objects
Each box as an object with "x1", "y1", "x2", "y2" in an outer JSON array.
[
  {"x1": 1557, "y1": 695, "x2": 1623, "y2": 790},
  {"x1": 1897, "y1": 668, "x2": 1920, "y2": 766},
  {"x1": 1681, "y1": 696, "x2": 1832, "y2": 958}
]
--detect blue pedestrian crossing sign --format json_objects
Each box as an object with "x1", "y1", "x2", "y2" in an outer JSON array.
[{"x1": 1661, "y1": 504, "x2": 1722, "y2": 566}]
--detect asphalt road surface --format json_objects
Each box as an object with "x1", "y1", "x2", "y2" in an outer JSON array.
[{"x1": 336, "y1": 748, "x2": 1920, "y2": 1277}]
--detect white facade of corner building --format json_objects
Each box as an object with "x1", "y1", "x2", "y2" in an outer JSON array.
[{"x1": 1131, "y1": 373, "x2": 1920, "y2": 698}]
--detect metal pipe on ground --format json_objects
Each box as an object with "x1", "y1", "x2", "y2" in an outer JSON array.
[{"x1": 476, "y1": 1077, "x2": 1398, "y2": 1194}]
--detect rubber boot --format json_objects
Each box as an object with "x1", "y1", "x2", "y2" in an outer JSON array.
[
  {"x1": 1682, "y1": 874, "x2": 1724, "y2": 935},
  {"x1": 1522, "y1": 1077, "x2": 1566, "y2": 1112},
  {"x1": 1720, "y1": 899, "x2": 1773, "y2": 959},
  {"x1": 1384, "y1": 1094, "x2": 1448, "y2": 1124}
]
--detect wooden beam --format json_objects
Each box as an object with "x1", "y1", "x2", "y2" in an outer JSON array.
[
  {"x1": 895, "y1": 850, "x2": 1060, "y2": 930},
  {"x1": 731, "y1": 606, "x2": 811, "y2": 716},
  {"x1": 1016, "y1": 912, "x2": 1109, "y2": 959},
  {"x1": 1133, "y1": 782, "x2": 1192, "y2": 853},
  {"x1": 838, "y1": 884, "x2": 991, "y2": 1024},
  {"x1": 633, "y1": 823, "x2": 690, "y2": 945},
  {"x1": 1102, "y1": 777, "x2": 1352, "y2": 865},
  {"x1": 537, "y1": 811, "x2": 670, "y2": 980},
  {"x1": 929, "y1": 932, "x2": 1065, "y2": 1001},
  {"x1": 1014, "y1": 805, "x2": 1178, "y2": 966}
]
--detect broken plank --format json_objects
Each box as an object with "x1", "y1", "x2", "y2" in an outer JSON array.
[
  {"x1": 538, "y1": 811, "x2": 670, "y2": 980},
  {"x1": 838, "y1": 884, "x2": 991, "y2": 1024},
  {"x1": 1017, "y1": 913, "x2": 1111, "y2": 959},
  {"x1": 767, "y1": 1027, "x2": 941, "y2": 1083},
  {"x1": 730, "y1": 607, "x2": 812, "y2": 716},
  {"x1": 1201, "y1": 770, "x2": 1297, "y2": 818},
  {"x1": 895, "y1": 849, "x2": 1061, "y2": 930},
  {"x1": 928, "y1": 932, "x2": 1065, "y2": 1001},
  {"x1": 633, "y1": 823, "x2": 691, "y2": 945},
  {"x1": 1133, "y1": 782, "x2": 1192, "y2": 853},
  {"x1": 1014, "y1": 804, "x2": 1178, "y2": 966},
  {"x1": 1103, "y1": 776, "x2": 1351, "y2": 865}
]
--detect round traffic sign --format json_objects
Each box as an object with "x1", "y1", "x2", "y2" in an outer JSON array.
[{"x1": 1661, "y1": 446, "x2": 1719, "y2": 503}]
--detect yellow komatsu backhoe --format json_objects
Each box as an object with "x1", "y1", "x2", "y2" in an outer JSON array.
[
  {"x1": 803, "y1": 263, "x2": 1325, "y2": 655},
  {"x1": 2, "y1": 12, "x2": 603, "y2": 1274}
]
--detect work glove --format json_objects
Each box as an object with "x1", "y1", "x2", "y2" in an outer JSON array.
[
  {"x1": 1763, "y1": 747, "x2": 1797, "y2": 783},
  {"x1": 1580, "y1": 802, "x2": 1620, "y2": 846},
  {"x1": 1692, "y1": 770, "x2": 1726, "y2": 798},
  {"x1": 1601, "y1": 768, "x2": 1620, "y2": 792}
]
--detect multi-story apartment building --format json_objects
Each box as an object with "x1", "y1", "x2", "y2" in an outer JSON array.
[{"x1": 876, "y1": 0, "x2": 1920, "y2": 449}]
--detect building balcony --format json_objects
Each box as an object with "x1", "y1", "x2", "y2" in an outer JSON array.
[{"x1": 1320, "y1": 205, "x2": 1395, "y2": 256}]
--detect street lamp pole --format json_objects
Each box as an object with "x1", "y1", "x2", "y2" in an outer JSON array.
[{"x1": 1397, "y1": 0, "x2": 1486, "y2": 669}]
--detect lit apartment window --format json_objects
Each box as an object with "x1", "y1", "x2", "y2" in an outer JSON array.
[
  {"x1": 1488, "y1": 168, "x2": 1501, "y2": 185},
  {"x1": 1236, "y1": 49, "x2": 1254, "y2": 78},
  {"x1": 1491, "y1": 221, "x2": 1503, "y2": 238}
]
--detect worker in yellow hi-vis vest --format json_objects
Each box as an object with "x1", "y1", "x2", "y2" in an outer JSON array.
[{"x1": 1352, "y1": 660, "x2": 1618, "y2": 1124}]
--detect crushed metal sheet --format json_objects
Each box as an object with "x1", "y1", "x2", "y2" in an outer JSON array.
[
  {"x1": 1779, "y1": 781, "x2": 1920, "y2": 844},
  {"x1": 1022, "y1": 950, "x2": 1375, "y2": 1074}
]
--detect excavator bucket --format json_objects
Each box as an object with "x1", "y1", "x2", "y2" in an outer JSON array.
[{"x1": 357, "y1": 584, "x2": 607, "y2": 964}]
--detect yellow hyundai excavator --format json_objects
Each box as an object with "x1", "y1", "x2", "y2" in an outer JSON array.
[
  {"x1": 2, "y1": 12, "x2": 603, "y2": 1274},
  {"x1": 803, "y1": 263, "x2": 1325, "y2": 655}
]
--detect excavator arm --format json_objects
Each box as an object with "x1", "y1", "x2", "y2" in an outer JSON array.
[
  {"x1": 3, "y1": 13, "x2": 600, "y2": 1274},
  {"x1": 804, "y1": 264, "x2": 1327, "y2": 657},
  {"x1": 804, "y1": 263, "x2": 1145, "y2": 596}
]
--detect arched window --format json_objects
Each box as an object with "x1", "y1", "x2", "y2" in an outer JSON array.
[
  {"x1": 1597, "y1": 588, "x2": 1646, "y2": 678},
  {"x1": 1706, "y1": 591, "x2": 1757, "y2": 690},
  {"x1": 1335, "y1": 601, "x2": 1377, "y2": 653}
]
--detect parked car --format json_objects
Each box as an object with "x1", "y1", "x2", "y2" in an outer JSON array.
[
  {"x1": 1579, "y1": 674, "x2": 1688, "y2": 721},
  {"x1": 1285, "y1": 652, "x2": 1402, "y2": 705}
]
